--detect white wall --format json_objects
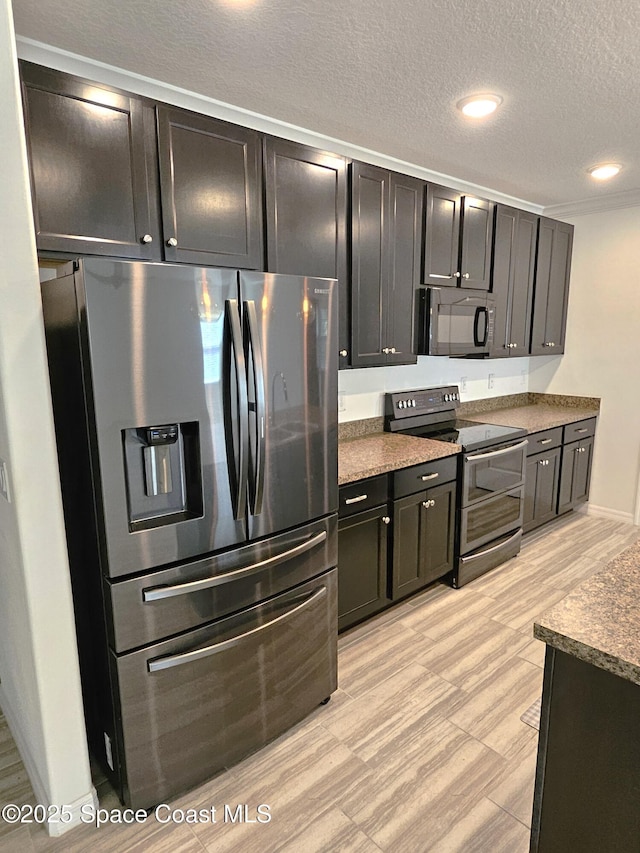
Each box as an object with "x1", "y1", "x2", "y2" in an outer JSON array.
[
  {"x1": 339, "y1": 356, "x2": 531, "y2": 420},
  {"x1": 0, "y1": 0, "x2": 94, "y2": 832},
  {"x1": 528, "y1": 206, "x2": 640, "y2": 523}
]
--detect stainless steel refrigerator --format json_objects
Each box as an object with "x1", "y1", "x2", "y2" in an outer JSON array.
[{"x1": 41, "y1": 257, "x2": 338, "y2": 809}]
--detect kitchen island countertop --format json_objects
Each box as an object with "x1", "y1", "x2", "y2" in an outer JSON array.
[{"x1": 534, "y1": 537, "x2": 640, "y2": 685}]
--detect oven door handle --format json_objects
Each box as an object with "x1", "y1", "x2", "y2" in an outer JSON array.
[
  {"x1": 142, "y1": 530, "x2": 327, "y2": 602},
  {"x1": 461, "y1": 528, "x2": 522, "y2": 562},
  {"x1": 147, "y1": 586, "x2": 327, "y2": 672},
  {"x1": 466, "y1": 438, "x2": 528, "y2": 461}
]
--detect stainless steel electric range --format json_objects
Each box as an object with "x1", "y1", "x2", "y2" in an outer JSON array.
[{"x1": 385, "y1": 385, "x2": 528, "y2": 587}]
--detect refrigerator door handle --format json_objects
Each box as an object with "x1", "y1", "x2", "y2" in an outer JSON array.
[
  {"x1": 225, "y1": 299, "x2": 249, "y2": 520},
  {"x1": 142, "y1": 529, "x2": 327, "y2": 602},
  {"x1": 244, "y1": 299, "x2": 266, "y2": 516},
  {"x1": 147, "y1": 585, "x2": 327, "y2": 672}
]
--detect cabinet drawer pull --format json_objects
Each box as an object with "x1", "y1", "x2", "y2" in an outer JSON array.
[
  {"x1": 345, "y1": 494, "x2": 368, "y2": 505},
  {"x1": 575, "y1": 428, "x2": 589, "y2": 434},
  {"x1": 420, "y1": 472, "x2": 439, "y2": 481},
  {"x1": 539, "y1": 438, "x2": 553, "y2": 445}
]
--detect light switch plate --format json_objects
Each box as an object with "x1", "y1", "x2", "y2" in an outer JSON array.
[{"x1": 0, "y1": 458, "x2": 11, "y2": 502}]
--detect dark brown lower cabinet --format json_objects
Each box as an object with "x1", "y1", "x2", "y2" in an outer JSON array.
[
  {"x1": 523, "y1": 446, "x2": 561, "y2": 533},
  {"x1": 532, "y1": 647, "x2": 640, "y2": 852},
  {"x1": 557, "y1": 436, "x2": 594, "y2": 515},
  {"x1": 391, "y1": 480, "x2": 456, "y2": 600}
]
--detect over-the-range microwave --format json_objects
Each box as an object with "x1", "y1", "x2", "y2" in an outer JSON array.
[{"x1": 417, "y1": 286, "x2": 495, "y2": 357}]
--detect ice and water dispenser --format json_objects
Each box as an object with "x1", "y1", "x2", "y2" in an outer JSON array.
[{"x1": 122, "y1": 422, "x2": 203, "y2": 531}]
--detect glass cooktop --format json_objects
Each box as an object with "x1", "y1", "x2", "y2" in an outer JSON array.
[{"x1": 402, "y1": 419, "x2": 527, "y2": 452}]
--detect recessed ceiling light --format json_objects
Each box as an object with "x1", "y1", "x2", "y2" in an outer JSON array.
[
  {"x1": 457, "y1": 93, "x2": 503, "y2": 118},
  {"x1": 588, "y1": 163, "x2": 621, "y2": 181}
]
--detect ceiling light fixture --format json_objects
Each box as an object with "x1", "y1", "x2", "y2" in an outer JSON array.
[
  {"x1": 588, "y1": 163, "x2": 621, "y2": 181},
  {"x1": 457, "y1": 93, "x2": 503, "y2": 118}
]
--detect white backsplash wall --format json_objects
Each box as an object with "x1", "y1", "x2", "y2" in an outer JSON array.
[{"x1": 338, "y1": 356, "x2": 531, "y2": 421}]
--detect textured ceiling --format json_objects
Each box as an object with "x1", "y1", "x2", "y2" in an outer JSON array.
[{"x1": 11, "y1": 0, "x2": 640, "y2": 206}]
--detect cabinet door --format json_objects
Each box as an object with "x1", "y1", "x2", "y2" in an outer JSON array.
[
  {"x1": 530, "y1": 217, "x2": 574, "y2": 355},
  {"x1": 263, "y1": 138, "x2": 348, "y2": 365},
  {"x1": 524, "y1": 447, "x2": 561, "y2": 533},
  {"x1": 338, "y1": 507, "x2": 391, "y2": 631},
  {"x1": 491, "y1": 206, "x2": 538, "y2": 357},
  {"x1": 20, "y1": 62, "x2": 160, "y2": 260},
  {"x1": 558, "y1": 437, "x2": 594, "y2": 514},
  {"x1": 423, "y1": 184, "x2": 461, "y2": 285},
  {"x1": 350, "y1": 162, "x2": 388, "y2": 367},
  {"x1": 392, "y1": 481, "x2": 455, "y2": 599},
  {"x1": 157, "y1": 107, "x2": 263, "y2": 269},
  {"x1": 386, "y1": 172, "x2": 422, "y2": 365},
  {"x1": 460, "y1": 196, "x2": 494, "y2": 290}
]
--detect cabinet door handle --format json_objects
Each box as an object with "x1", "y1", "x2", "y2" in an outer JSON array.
[
  {"x1": 421, "y1": 472, "x2": 439, "y2": 481},
  {"x1": 462, "y1": 272, "x2": 470, "y2": 279},
  {"x1": 454, "y1": 272, "x2": 461, "y2": 278},
  {"x1": 339, "y1": 350, "x2": 348, "y2": 357},
  {"x1": 166, "y1": 237, "x2": 178, "y2": 247},
  {"x1": 381, "y1": 516, "x2": 390, "y2": 525},
  {"x1": 539, "y1": 438, "x2": 553, "y2": 445},
  {"x1": 422, "y1": 499, "x2": 435, "y2": 509},
  {"x1": 140, "y1": 234, "x2": 153, "y2": 244},
  {"x1": 345, "y1": 494, "x2": 367, "y2": 505},
  {"x1": 390, "y1": 347, "x2": 396, "y2": 354},
  {"x1": 382, "y1": 347, "x2": 390, "y2": 354}
]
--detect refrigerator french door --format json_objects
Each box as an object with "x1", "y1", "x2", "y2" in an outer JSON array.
[{"x1": 41, "y1": 258, "x2": 338, "y2": 809}]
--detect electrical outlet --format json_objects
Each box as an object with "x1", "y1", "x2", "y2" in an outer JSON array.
[
  {"x1": 338, "y1": 392, "x2": 346, "y2": 413},
  {"x1": 460, "y1": 376, "x2": 467, "y2": 392},
  {"x1": 488, "y1": 373, "x2": 495, "y2": 390},
  {"x1": 0, "y1": 459, "x2": 10, "y2": 502}
]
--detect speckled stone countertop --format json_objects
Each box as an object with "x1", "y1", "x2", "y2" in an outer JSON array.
[
  {"x1": 534, "y1": 539, "x2": 640, "y2": 685},
  {"x1": 461, "y1": 393, "x2": 599, "y2": 433},
  {"x1": 338, "y1": 433, "x2": 460, "y2": 486}
]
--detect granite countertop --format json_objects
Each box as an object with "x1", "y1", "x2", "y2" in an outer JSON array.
[
  {"x1": 463, "y1": 404, "x2": 599, "y2": 432},
  {"x1": 534, "y1": 539, "x2": 640, "y2": 685},
  {"x1": 338, "y1": 433, "x2": 460, "y2": 486}
]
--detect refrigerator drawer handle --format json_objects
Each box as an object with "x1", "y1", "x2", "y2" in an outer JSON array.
[
  {"x1": 147, "y1": 586, "x2": 327, "y2": 673},
  {"x1": 142, "y1": 530, "x2": 328, "y2": 602},
  {"x1": 466, "y1": 438, "x2": 529, "y2": 461},
  {"x1": 460, "y1": 529, "x2": 522, "y2": 563}
]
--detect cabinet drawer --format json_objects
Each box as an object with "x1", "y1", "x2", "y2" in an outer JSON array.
[
  {"x1": 563, "y1": 418, "x2": 596, "y2": 444},
  {"x1": 339, "y1": 476, "x2": 388, "y2": 518},
  {"x1": 393, "y1": 456, "x2": 458, "y2": 498},
  {"x1": 527, "y1": 427, "x2": 563, "y2": 455}
]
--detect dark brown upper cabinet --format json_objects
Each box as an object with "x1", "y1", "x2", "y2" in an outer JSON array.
[
  {"x1": 156, "y1": 107, "x2": 263, "y2": 269},
  {"x1": 20, "y1": 61, "x2": 161, "y2": 261},
  {"x1": 530, "y1": 217, "x2": 574, "y2": 356},
  {"x1": 350, "y1": 162, "x2": 423, "y2": 368},
  {"x1": 490, "y1": 206, "x2": 538, "y2": 357},
  {"x1": 423, "y1": 184, "x2": 494, "y2": 290},
  {"x1": 263, "y1": 138, "x2": 348, "y2": 363}
]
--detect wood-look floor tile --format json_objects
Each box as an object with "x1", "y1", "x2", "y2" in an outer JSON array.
[
  {"x1": 483, "y1": 578, "x2": 567, "y2": 634},
  {"x1": 487, "y1": 736, "x2": 539, "y2": 827},
  {"x1": 275, "y1": 807, "x2": 381, "y2": 853},
  {"x1": 397, "y1": 584, "x2": 495, "y2": 641},
  {"x1": 518, "y1": 554, "x2": 603, "y2": 591},
  {"x1": 337, "y1": 602, "x2": 414, "y2": 651},
  {"x1": 341, "y1": 716, "x2": 507, "y2": 851},
  {"x1": 336, "y1": 621, "x2": 432, "y2": 698},
  {"x1": 323, "y1": 663, "x2": 460, "y2": 762},
  {"x1": 582, "y1": 530, "x2": 640, "y2": 563},
  {"x1": 427, "y1": 796, "x2": 530, "y2": 853},
  {"x1": 0, "y1": 826, "x2": 35, "y2": 853},
  {"x1": 417, "y1": 615, "x2": 530, "y2": 691},
  {"x1": 186, "y1": 725, "x2": 370, "y2": 853},
  {"x1": 518, "y1": 638, "x2": 546, "y2": 669},
  {"x1": 446, "y1": 657, "x2": 541, "y2": 759}
]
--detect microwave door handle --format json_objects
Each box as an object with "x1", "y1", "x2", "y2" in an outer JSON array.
[
  {"x1": 244, "y1": 299, "x2": 265, "y2": 516},
  {"x1": 225, "y1": 299, "x2": 248, "y2": 520},
  {"x1": 473, "y1": 306, "x2": 488, "y2": 347}
]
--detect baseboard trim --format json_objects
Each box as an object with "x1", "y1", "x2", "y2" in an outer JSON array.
[
  {"x1": 584, "y1": 504, "x2": 636, "y2": 525},
  {"x1": 0, "y1": 685, "x2": 97, "y2": 837}
]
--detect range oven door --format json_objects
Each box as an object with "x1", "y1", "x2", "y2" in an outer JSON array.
[
  {"x1": 460, "y1": 485, "x2": 525, "y2": 554},
  {"x1": 462, "y1": 438, "x2": 528, "y2": 507},
  {"x1": 417, "y1": 286, "x2": 495, "y2": 356}
]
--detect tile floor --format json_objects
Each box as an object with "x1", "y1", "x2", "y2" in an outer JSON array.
[{"x1": 1, "y1": 512, "x2": 638, "y2": 852}]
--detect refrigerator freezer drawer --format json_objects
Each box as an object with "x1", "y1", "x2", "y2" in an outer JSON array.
[
  {"x1": 110, "y1": 569, "x2": 337, "y2": 809},
  {"x1": 105, "y1": 515, "x2": 336, "y2": 653}
]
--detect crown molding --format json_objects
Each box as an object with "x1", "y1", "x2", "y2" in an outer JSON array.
[
  {"x1": 15, "y1": 37, "x2": 545, "y2": 214},
  {"x1": 544, "y1": 189, "x2": 640, "y2": 219}
]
